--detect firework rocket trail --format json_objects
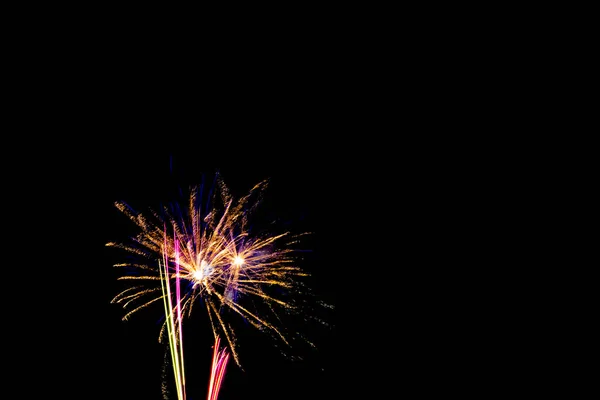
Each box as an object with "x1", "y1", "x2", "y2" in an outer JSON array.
[
  {"x1": 108, "y1": 175, "x2": 322, "y2": 366},
  {"x1": 207, "y1": 336, "x2": 229, "y2": 400},
  {"x1": 159, "y1": 228, "x2": 186, "y2": 400}
]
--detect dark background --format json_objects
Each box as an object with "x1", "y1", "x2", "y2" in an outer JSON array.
[
  {"x1": 5, "y1": 9, "x2": 448, "y2": 398},
  {"x1": 27, "y1": 151, "x2": 344, "y2": 399}
]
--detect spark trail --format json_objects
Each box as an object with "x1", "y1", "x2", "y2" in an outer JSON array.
[
  {"x1": 159, "y1": 232, "x2": 186, "y2": 400},
  {"x1": 207, "y1": 336, "x2": 229, "y2": 400}
]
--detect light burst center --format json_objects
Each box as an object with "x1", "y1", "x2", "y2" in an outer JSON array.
[
  {"x1": 193, "y1": 260, "x2": 214, "y2": 283},
  {"x1": 232, "y1": 256, "x2": 244, "y2": 266}
]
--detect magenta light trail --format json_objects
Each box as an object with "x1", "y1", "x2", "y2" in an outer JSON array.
[
  {"x1": 174, "y1": 232, "x2": 186, "y2": 394},
  {"x1": 207, "y1": 336, "x2": 230, "y2": 400}
]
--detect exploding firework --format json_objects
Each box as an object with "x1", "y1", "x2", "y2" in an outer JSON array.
[{"x1": 108, "y1": 173, "x2": 328, "y2": 380}]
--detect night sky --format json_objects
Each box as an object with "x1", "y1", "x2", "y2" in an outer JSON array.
[
  {"x1": 33, "y1": 151, "x2": 340, "y2": 399},
  {"x1": 9, "y1": 25, "x2": 481, "y2": 394}
]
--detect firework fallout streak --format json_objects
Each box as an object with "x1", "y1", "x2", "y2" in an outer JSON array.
[{"x1": 207, "y1": 336, "x2": 229, "y2": 400}]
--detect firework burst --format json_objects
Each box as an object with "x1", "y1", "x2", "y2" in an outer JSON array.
[{"x1": 108, "y1": 174, "x2": 324, "y2": 369}]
